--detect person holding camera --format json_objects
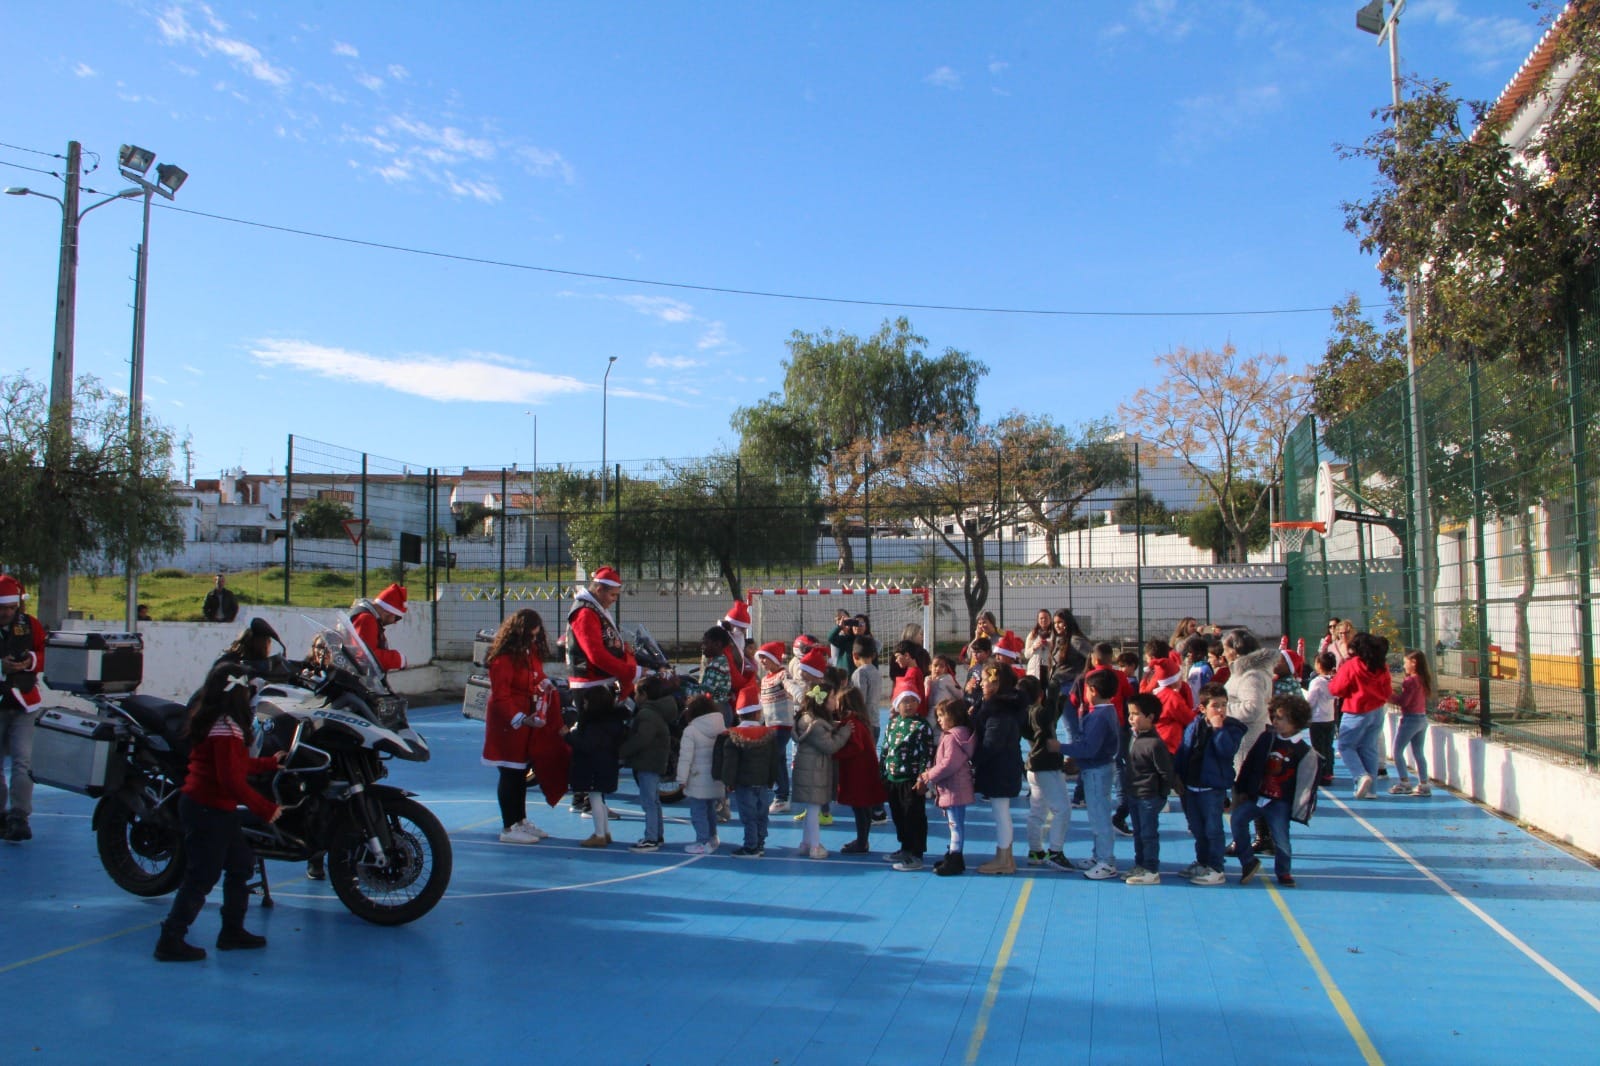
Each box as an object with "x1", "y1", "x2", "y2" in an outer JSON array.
[{"x1": 829, "y1": 611, "x2": 870, "y2": 672}]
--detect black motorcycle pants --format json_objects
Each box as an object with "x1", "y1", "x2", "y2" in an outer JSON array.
[{"x1": 162, "y1": 794, "x2": 256, "y2": 937}]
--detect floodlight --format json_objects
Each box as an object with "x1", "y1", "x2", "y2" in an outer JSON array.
[
  {"x1": 1356, "y1": 0, "x2": 1386, "y2": 35},
  {"x1": 119, "y1": 144, "x2": 156, "y2": 174},
  {"x1": 155, "y1": 163, "x2": 188, "y2": 195}
]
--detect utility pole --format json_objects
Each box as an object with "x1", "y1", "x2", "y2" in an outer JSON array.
[{"x1": 41, "y1": 141, "x2": 82, "y2": 629}]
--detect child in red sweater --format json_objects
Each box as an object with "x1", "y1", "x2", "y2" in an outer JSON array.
[{"x1": 155, "y1": 663, "x2": 284, "y2": 962}]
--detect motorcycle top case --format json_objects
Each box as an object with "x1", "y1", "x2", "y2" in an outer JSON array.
[
  {"x1": 462, "y1": 673, "x2": 491, "y2": 721},
  {"x1": 44, "y1": 631, "x2": 144, "y2": 695},
  {"x1": 31, "y1": 705, "x2": 127, "y2": 797},
  {"x1": 472, "y1": 628, "x2": 498, "y2": 668}
]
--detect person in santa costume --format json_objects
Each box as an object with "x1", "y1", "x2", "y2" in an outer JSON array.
[
  {"x1": 0, "y1": 575, "x2": 46, "y2": 842},
  {"x1": 482, "y1": 609, "x2": 567, "y2": 845},
  {"x1": 564, "y1": 565, "x2": 642, "y2": 814},
  {"x1": 349, "y1": 583, "x2": 409, "y2": 674},
  {"x1": 720, "y1": 600, "x2": 756, "y2": 690}
]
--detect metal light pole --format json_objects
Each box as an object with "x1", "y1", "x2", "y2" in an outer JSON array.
[
  {"x1": 600, "y1": 356, "x2": 618, "y2": 505},
  {"x1": 5, "y1": 141, "x2": 141, "y2": 628},
  {"x1": 1357, "y1": 0, "x2": 1436, "y2": 654},
  {"x1": 114, "y1": 144, "x2": 188, "y2": 633}
]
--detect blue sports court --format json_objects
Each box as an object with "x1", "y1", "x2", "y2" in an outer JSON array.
[{"x1": 4, "y1": 702, "x2": 1599, "y2": 1064}]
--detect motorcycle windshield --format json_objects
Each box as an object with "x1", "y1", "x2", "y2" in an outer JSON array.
[{"x1": 319, "y1": 616, "x2": 388, "y2": 689}]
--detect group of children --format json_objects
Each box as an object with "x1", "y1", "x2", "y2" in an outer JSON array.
[{"x1": 491, "y1": 607, "x2": 1440, "y2": 890}]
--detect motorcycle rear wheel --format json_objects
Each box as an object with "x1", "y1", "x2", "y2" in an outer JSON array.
[
  {"x1": 96, "y1": 799, "x2": 185, "y2": 897},
  {"x1": 328, "y1": 794, "x2": 452, "y2": 926}
]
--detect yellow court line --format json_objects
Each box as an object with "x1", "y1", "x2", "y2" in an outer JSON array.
[
  {"x1": 964, "y1": 880, "x2": 1034, "y2": 1066},
  {"x1": 0, "y1": 919, "x2": 162, "y2": 976},
  {"x1": 1262, "y1": 877, "x2": 1385, "y2": 1065}
]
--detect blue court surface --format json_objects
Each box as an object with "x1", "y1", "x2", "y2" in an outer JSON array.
[{"x1": 4, "y1": 703, "x2": 1599, "y2": 1065}]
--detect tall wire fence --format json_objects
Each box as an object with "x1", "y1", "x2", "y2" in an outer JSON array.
[
  {"x1": 1283, "y1": 280, "x2": 1600, "y2": 767},
  {"x1": 274, "y1": 438, "x2": 1287, "y2": 660}
]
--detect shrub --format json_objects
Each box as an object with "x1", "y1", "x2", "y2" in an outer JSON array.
[{"x1": 151, "y1": 568, "x2": 189, "y2": 579}]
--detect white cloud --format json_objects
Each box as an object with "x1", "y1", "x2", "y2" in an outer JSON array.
[
  {"x1": 1133, "y1": 0, "x2": 1193, "y2": 39},
  {"x1": 646, "y1": 354, "x2": 703, "y2": 370},
  {"x1": 388, "y1": 64, "x2": 409, "y2": 81},
  {"x1": 73, "y1": 62, "x2": 96, "y2": 77},
  {"x1": 446, "y1": 174, "x2": 502, "y2": 204},
  {"x1": 925, "y1": 66, "x2": 961, "y2": 89},
  {"x1": 1413, "y1": 0, "x2": 1535, "y2": 70},
  {"x1": 988, "y1": 60, "x2": 1009, "y2": 75},
  {"x1": 618, "y1": 296, "x2": 694, "y2": 323},
  {"x1": 332, "y1": 41, "x2": 359, "y2": 58},
  {"x1": 515, "y1": 145, "x2": 575, "y2": 184},
  {"x1": 355, "y1": 71, "x2": 384, "y2": 92},
  {"x1": 155, "y1": 1, "x2": 292, "y2": 88},
  {"x1": 385, "y1": 114, "x2": 496, "y2": 161},
  {"x1": 182, "y1": 364, "x2": 204, "y2": 376},
  {"x1": 1174, "y1": 82, "x2": 1282, "y2": 153},
  {"x1": 249, "y1": 340, "x2": 593, "y2": 404},
  {"x1": 696, "y1": 321, "x2": 729, "y2": 351}
]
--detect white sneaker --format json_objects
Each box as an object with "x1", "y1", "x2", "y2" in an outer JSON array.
[
  {"x1": 809, "y1": 844, "x2": 829, "y2": 860},
  {"x1": 707, "y1": 836, "x2": 720, "y2": 853},
  {"x1": 1415, "y1": 782, "x2": 1433, "y2": 796},
  {"x1": 769, "y1": 799, "x2": 791, "y2": 814},
  {"x1": 1083, "y1": 861, "x2": 1119, "y2": 881},
  {"x1": 685, "y1": 841, "x2": 713, "y2": 855},
  {"x1": 1354, "y1": 775, "x2": 1375, "y2": 799},
  {"x1": 1190, "y1": 868, "x2": 1226, "y2": 886},
  {"x1": 1125, "y1": 868, "x2": 1160, "y2": 886},
  {"x1": 1176, "y1": 862, "x2": 1203, "y2": 879},
  {"x1": 526, "y1": 822, "x2": 549, "y2": 840},
  {"x1": 1070, "y1": 856, "x2": 1097, "y2": 871},
  {"x1": 498, "y1": 821, "x2": 542, "y2": 845}
]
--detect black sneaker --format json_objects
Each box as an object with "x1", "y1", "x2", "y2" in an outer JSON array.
[
  {"x1": 4, "y1": 817, "x2": 31, "y2": 842},
  {"x1": 1276, "y1": 873, "x2": 1296, "y2": 888},
  {"x1": 1045, "y1": 851, "x2": 1072, "y2": 873},
  {"x1": 216, "y1": 927, "x2": 268, "y2": 951},
  {"x1": 870, "y1": 807, "x2": 889, "y2": 826},
  {"x1": 306, "y1": 855, "x2": 326, "y2": 881},
  {"x1": 840, "y1": 839, "x2": 870, "y2": 855},
  {"x1": 1224, "y1": 841, "x2": 1239, "y2": 858},
  {"x1": 731, "y1": 845, "x2": 764, "y2": 859},
  {"x1": 1240, "y1": 858, "x2": 1261, "y2": 885},
  {"x1": 1111, "y1": 812, "x2": 1132, "y2": 837}
]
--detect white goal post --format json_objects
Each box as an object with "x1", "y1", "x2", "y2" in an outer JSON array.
[{"x1": 747, "y1": 587, "x2": 934, "y2": 652}]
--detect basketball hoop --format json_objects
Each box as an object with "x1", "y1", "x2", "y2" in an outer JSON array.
[{"x1": 1271, "y1": 520, "x2": 1325, "y2": 554}]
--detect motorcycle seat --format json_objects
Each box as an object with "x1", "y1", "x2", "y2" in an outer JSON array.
[{"x1": 121, "y1": 694, "x2": 190, "y2": 744}]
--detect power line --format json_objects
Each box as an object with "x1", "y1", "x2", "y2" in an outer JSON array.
[
  {"x1": 0, "y1": 140, "x2": 64, "y2": 159},
  {"x1": 0, "y1": 159, "x2": 63, "y2": 180},
  {"x1": 118, "y1": 198, "x2": 1334, "y2": 320}
]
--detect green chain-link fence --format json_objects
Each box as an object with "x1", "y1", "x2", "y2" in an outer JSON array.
[{"x1": 1284, "y1": 282, "x2": 1600, "y2": 767}]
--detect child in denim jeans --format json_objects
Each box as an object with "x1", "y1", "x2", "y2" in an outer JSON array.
[
  {"x1": 619, "y1": 673, "x2": 680, "y2": 851},
  {"x1": 1060, "y1": 670, "x2": 1122, "y2": 880},
  {"x1": 1175, "y1": 683, "x2": 1246, "y2": 886},
  {"x1": 1123, "y1": 693, "x2": 1177, "y2": 885},
  {"x1": 1232, "y1": 692, "x2": 1319, "y2": 887},
  {"x1": 675, "y1": 694, "x2": 727, "y2": 854}
]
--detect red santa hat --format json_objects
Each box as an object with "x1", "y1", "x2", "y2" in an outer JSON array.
[
  {"x1": 793, "y1": 633, "x2": 822, "y2": 655},
  {"x1": 0, "y1": 575, "x2": 21, "y2": 606},
  {"x1": 890, "y1": 676, "x2": 923, "y2": 714},
  {"x1": 797, "y1": 647, "x2": 829, "y2": 678},
  {"x1": 590, "y1": 565, "x2": 623, "y2": 588},
  {"x1": 993, "y1": 630, "x2": 1024, "y2": 661},
  {"x1": 724, "y1": 601, "x2": 752, "y2": 632},
  {"x1": 756, "y1": 641, "x2": 787, "y2": 667},
  {"x1": 1150, "y1": 653, "x2": 1183, "y2": 689},
  {"x1": 375, "y1": 583, "x2": 408, "y2": 617}
]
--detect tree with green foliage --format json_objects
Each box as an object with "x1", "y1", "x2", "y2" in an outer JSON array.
[
  {"x1": 1180, "y1": 481, "x2": 1272, "y2": 562},
  {"x1": 0, "y1": 373, "x2": 182, "y2": 588},
  {"x1": 656, "y1": 457, "x2": 822, "y2": 599},
  {"x1": 999, "y1": 414, "x2": 1133, "y2": 568},
  {"x1": 1111, "y1": 491, "x2": 1173, "y2": 529},
  {"x1": 732, "y1": 317, "x2": 986, "y2": 574},
  {"x1": 293, "y1": 496, "x2": 356, "y2": 539},
  {"x1": 1312, "y1": 293, "x2": 1408, "y2": 421}
]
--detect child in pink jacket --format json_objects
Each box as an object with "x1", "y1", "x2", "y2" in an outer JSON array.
[{"x1": 918, "y1": 696, "x2": 976, "y2": 876}]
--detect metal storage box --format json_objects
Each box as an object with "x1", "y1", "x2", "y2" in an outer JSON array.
[
  {"x1": 44, "y1": 631, "x2": 144, "y2": 694},
  {"x1": 462, "y1": 673, "x2": 491, "y2": 721},
  {"x1": 472, "y1": 628, "x2": 498, "y2": 668},
  {"x1": 31, "y1": 705, "x2": 126, "y2": 796}
]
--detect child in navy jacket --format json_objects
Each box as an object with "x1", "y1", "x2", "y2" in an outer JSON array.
[
  {"x1": 1232, "y1": 692, "x2": 1319, "y2": 887},
  {"x1": 1174, "y1": 682, "x2": 1246, "y2": 886},
  {"x1": 1061, "y1": 669, "x2": 1122, "y2": 880}
]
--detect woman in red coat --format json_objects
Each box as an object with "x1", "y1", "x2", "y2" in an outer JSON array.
[
  {"x1": 483, "y1": 609, "x2": 568, "y2": 844},
  {"x1": 834, "y1": 686, "x2": 888, "y2": 854}
]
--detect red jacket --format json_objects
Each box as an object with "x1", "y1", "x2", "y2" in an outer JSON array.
[
  {"x1": 834, "y1": 716, "x2": 887, "y2": 807},
  {"x1": 566, "y1": 593, "x2": 639, "y2": 700},
  {"x1": 483, "y1": 652, "x2": 569, "y2": 806},
  {"x1": 1073, "y1": 666, "x2": 1134, "y2": 725},
  {"x1": 182, "y1": 717, "x2": 280, "y2": 821},
  {"x1": 1152, "y1": 683, "x2": 1196, "y2": 754},
  {"x1": 351, "y1": 607, "x2": 405, "y2": 673},
  {"x1": 1329, "y1": 658, "x2": 1393, "y2": 715}
]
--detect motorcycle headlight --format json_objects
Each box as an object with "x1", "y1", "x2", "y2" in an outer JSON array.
[{"x1": 370, "y1": 695, "x2": 408, "y2": 730}]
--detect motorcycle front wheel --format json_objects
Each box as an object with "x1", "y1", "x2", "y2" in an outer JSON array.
[
  {"x1": 329, "y1": 794, "x2": 452, "y2": 926},
  {"x1": 95, "y1": 798, "x2": 185, "y2": 897}
]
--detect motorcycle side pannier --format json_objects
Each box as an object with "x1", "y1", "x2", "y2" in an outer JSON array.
[
  {"x1": 31, "y1": 705, "x2": 127, "y2": 796},
  {"x1": 44, "y1": 631, "x2": 144, "y2": 695},
  {"x1": 462, "y1": 673, "x2": 491, "y2": 721}
]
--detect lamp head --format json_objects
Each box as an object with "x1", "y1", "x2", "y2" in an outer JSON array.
[
  {"x1": 1356, "y1": 0, "x2": 1386, "y2": 35},
  {"x1": 4, "y1": 187, "x2": 29, "y2": 196},
  {"x1": 119, "y1": 144, "x2": 156, "y2": 174},
  {"x1": 155, "y1": 163, "x2": 188, "y2": 196}
]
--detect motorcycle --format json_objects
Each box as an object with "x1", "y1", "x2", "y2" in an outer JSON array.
[{"x1": 90, "y1": 617, "x2": 452, "y2": 926}]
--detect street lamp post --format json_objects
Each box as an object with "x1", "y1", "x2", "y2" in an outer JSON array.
[
  {"x1": 601, "y1": 356, "x2": 618, "y2": 505},
  {"x1": 1357, "y1": 0, "x2": 1436, "y2": 655},
  {"x1": 6, "y1": 140, "x2": 142, "y2": 628},
  {"x1": 114, "y1": 143, "x2": 188, "y2": 633}
]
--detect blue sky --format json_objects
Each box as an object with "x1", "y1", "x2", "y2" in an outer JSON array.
[{"x1": 0, "y1": 1, "x2": 1544, "y2": 480}]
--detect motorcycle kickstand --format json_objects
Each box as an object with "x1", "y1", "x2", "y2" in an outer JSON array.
[{"x1": 251, "y1": 857, "x2": 274, "y2": 909}]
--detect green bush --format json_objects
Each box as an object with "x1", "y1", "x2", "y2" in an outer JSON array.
[
  {"x1": 152, "y1": 568, "x2": 189, "y2": 579},
  {"x1": 260, "y1": 567, "x2": 286, "y2": 582}
]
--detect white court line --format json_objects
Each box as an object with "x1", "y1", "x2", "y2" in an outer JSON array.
[
  {"x1": 1326, "y1": 791, "x2": 1600, "y2": 1015},
  {"x1": 267, "y1": 854, "x2": 705, "y2": 902}
]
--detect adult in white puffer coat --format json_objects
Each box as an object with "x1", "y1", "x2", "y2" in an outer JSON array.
[{"x1": 1222, "y1": 628, "x2": 1279, "y2": 773}]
